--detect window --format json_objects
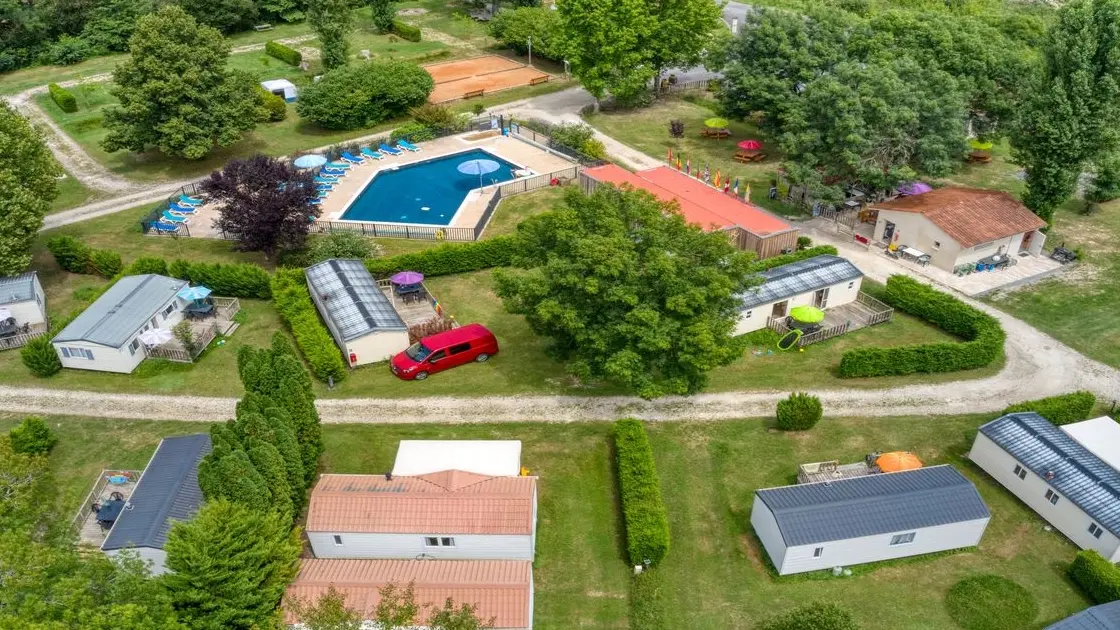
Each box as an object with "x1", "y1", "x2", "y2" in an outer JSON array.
[
  {"x1": 890, "y1": 532, "x2": 916, "y2": 546},
  {"x1": 424, "y1": 537, "x2": 454, "y2": 547},
  {"x1": 1013, "y1": 464, "x2": 1027, "y2": 480},
  {"x1": 425, "y1": 537, "x2": 440, "y2": 547},
  {"x1": 441, "y1": 537, "x2": 455, "y2": 547},
  {"x1": 150, "y1": 317, "x2": 158, "y2": 328},
  {"x1": 1045, "y1": 489, "x2": 1060, "y2": 505},
  {"x1": 933, "y1": 241, "x2": 941, "y2": 250},
  {"x1": 162, "y1": 303, "x2": 175, "y2": 318},
  {"x1": 813, "y1": 547, "x2": 823, "y2": 558},
  {"x1": 333, "y1": 535, "x2": 343, "y2": 546},
  {"x1": 61, "y1": 347, "x2": 93, "y2": 360},
  {"x1": 1089, "y1": 523, "x2": 1104, "y2": 539},
  {"x1": 847, "y1": 281, "x2": 854, "y2": 289},
  {"x1": 129, "y1": 339, "x2": 141, "y2": 355},
  {"x1": 744, "y1": 310, "x2": 752, "y2": 319},
  {"x1": 427, "y1": 350, "x2": 447, "y2": 363},
  {"x1": 448, "y1": 342, "x2": 472, "y2": 355}
]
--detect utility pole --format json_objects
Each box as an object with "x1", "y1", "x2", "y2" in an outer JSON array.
[{"x1": 528, "y1": 36, "x2": 532, "y2": 67}]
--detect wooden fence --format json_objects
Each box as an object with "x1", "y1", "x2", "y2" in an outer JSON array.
[
  {"x1": 0, "y1": 322, "x2": 49, "y2": 352},
  {"x1": 768, "y1": 317, "x2": 852, "y2": 347},
  {"x1": 856, "y1": 291, "x2": 895, "y2": 326},
  {"x1": 147, "y1": 324, "x2": 217, "y2": 363}
]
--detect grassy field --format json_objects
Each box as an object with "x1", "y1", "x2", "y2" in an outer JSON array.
[
  {"x1": 0, "y1": 413, "x2": 1089, "y2": 629},
  {"x1": 51, "y1": 170, "x2": 98, "y2": 212}
]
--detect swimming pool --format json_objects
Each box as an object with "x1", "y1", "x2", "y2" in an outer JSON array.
[{"x1": 339, "y1": 149, "x2": 520, "y2": 225}]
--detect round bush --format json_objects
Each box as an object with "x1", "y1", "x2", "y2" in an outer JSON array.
[
  {"x1": 9, "y1": 417, "x2": 58, "y2": 455},
  {"x1": 945, "y1": 575, "x2": 1038, "y2": 630},
  {"x1": 21, "y1": 335, "x2": 62, "y2": 378},
  {"x1": 775, "y1": 392, "x2": 822, "y2": 431}
]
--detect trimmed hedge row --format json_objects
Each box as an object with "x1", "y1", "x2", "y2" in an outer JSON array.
[
  {"x1": 48, "y1": 83, "x2": 77, "y2": 112},
  {"x1": 265, "y1": 40, "x2": 302, "y2": 66},
  {"x1": 838, "y1": 275, "x2": 1004, "y2": 378},
  {"x1": 46, "y1": 235, "x2": 122, "y2": 277},
  {"x1": 749, "y1": 245, "x2": 839, "y2": 273},
  {"x1": 167, "y1": 260, "x2": 272, "y2": 299},
  {"x1": 392, "y1": 20, "x2": 422, "y2": 42},
  {"x1": 1069, "y1": 550, "x2": 1120, "y2": 604},
  {"x1": 1003, "y1": 391, "x2": 1096, "y2": 425},
  {"x1": 364, "y1": 236, "x2": 516, "y2": 278},
  {"x1": 271, "y1": 268, "x2": 348, "y2": 383},
  {"x1": 614, "y1": 419, "x2": 671, "y2": 567}
]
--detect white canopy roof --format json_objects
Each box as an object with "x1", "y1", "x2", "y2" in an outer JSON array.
[
  {"x1": 260, "y1": 79, "x2": 296, "y2": 91},
  {"x1": 392, "y1": 440, "x2": 522, "y2": 477},
  {"x1": 1061, "y1": 417, "x2": 1120, "y2": 472}
]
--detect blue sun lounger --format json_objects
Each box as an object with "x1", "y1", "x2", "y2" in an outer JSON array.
[
  {"x1": 314, "y1": 177, "x2": 338, "y2": 184},
  {"x1": 151, "y1": 221, "x2": 181, "y2": 234},
  {"x1": 360, "y1": 147, "x2": 385, "y2": 160},
  {"x1": 378, "y1": 143, "x2": 402, "y2": 156},
  {"x1": 396, "y1": 139, "x2": 421, "y2": 152},
  {"x1": 340, "y1": 152, "x2": 365, "y2": 164},
  {"x1": 316, "y1": 185, "x2": 334, "y2": 192},
  {"x1": 178, "y1": 194, "x2": 203, "y2": 205},
  {"x1": 309, "y1": 198, "x2": 323, "y2": 205},
  {"x1": 168, "y1": 202, "x2": 197, "y2": 214},
  {"x1": 161, "y1": 211, "x2": 189, "y2": 224},
  {"x1": 326, "y1": 161, "x2": 352, "y2": 170}
]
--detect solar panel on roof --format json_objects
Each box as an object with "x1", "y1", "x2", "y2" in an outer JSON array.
[
  {"x1": 740, "y1": 255, "x2": 864, "y2": 310},
  {"x1": 305, "y1": 259, "x2": 406, "y2": 341}
]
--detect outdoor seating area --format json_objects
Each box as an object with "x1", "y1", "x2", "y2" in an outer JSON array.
[
  {"x1": 145, "y1": 292, "x2": 240, "y2": 364},
  {"x1": 766, "y1": 292, "x2": 894, "y2": 346},
  {"x1": 73, "y1": 470, "x2": 141, "y2": 546}
]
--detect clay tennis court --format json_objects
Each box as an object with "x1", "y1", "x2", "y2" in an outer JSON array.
[{"x1": 423, "y1": 55, "x2": 550, "y2": 103}]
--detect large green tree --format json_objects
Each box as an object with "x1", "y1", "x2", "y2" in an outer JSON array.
[
  {"x1": 559, "y1": 0, "x2": 721, "y2": 104},
  {"x1": 176, "y1": 0, "x2": 258, "y2": 32},
  {"x1": 296, "y1": 59, "x2": 433, "y2": 130},
  {"x1": 287, "y1": 585, "x2": 365, "y2": 630},
  {"x1": 494, "y1": 187, "x2": 757, "y2": 399},
  {"x1": 308, "y1": 0, "x2": 354, "y2": 70},
  {"x1": 0, "y1": 103, "x2": 61, "y2": 276},
  {"x1": 1011, "y1": 0, "x2": 1120, "y2": 224},
  {"x1": 164, "y1": 500, "x2": 301, "y2": 630},
  {"x1": 367, "y1": 0, "x2": 394, "y2": 32},
  {"x1": 488, "y1": 7, "x2": 565, "y2": 60},
  {"x1": 101, "y1": 5, "x2": 262, "y2": 160}
]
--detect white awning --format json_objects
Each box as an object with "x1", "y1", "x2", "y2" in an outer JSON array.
[
  {"x1": 392, "y1": 440, "x2": 522, "y2": 477},
  {"x1": 1061, "y1": 417, "x2": 1120, "y2": 472}
]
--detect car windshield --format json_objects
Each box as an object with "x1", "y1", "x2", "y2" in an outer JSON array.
[{"x1": 405, "y1": 342, "x2": 432, "y2": 361}]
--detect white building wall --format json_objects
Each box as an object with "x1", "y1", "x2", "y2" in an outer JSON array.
[
  {"x1": 54, "y1": 340, "x2": 141, "y2": 373},
  {"x1": 734, "y1": 276, "x2": 864, "y2": 336},
  {"x1": 307, "y1": 532, "x2": 535, "y2": 560},
  {"x1": 874, "y1": 210, "x2": 1027, "y2": 271},
  {"x1": 105, "y1": 547, "x2": 169, "y2": 575},
  {"x1": 6, "y1": 299, "x2": 46, "y2": 326},
  {"x1": 347, "y1": 330, "x2": 410, "y2": 366},
  {"x1": 969, "y1": 432, "x2": 1120, "y2": 561},
  {"x1": 749, "y1": 495, "x2": 787, "y2": 571}
]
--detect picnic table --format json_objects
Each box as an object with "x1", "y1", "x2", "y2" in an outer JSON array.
[
  {"x1": 184, "y1": 302, "x2": 214, "y2": 318},
  {"x1": 96, "y1": 498, "x2": 126, "y2": 526},
  {"x1": 899, "y1": 245, "x2": 931, "y2": 266},
  {"x1": 976, "y1": 253, "x2": 1012, "y2": 270}
]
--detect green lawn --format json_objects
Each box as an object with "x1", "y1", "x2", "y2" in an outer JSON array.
[
  {"x1": 0, "y1": 413, "x2": 1089, "y2": 629},
  {"x1": 396, "y1": 0, "x2": 494, "y2": 43},
  {"x1": 51, "y1": 169, "x2": 98, "y2": 212}
]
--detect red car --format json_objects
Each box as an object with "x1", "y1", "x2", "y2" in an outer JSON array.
[{"x1": 390, "y1": 323, "x2": 499, "y2": 381}]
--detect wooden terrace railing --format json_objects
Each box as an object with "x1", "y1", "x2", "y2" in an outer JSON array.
[
  {"x1": 69, "y1": 469, "x2": 141, "y2": 535},
  {"x1": 0, "y1": 322, "x2": 49, "y2": 352}
]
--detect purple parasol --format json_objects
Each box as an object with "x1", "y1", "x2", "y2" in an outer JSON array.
[
  {"x1": 390, "y1": 271, "x2": 425, "y2": 285},
  {"x1": 899, "y1": 181, "x2": 932, "y2": 196}
]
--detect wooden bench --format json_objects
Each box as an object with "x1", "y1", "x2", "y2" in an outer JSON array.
[
  {"x1": 701, "y1": 128, "x2": 731, "y2": 139},
  {"x1": 733, "y1": 150, "x2": 766, "y2": 163},
  {"x1": 463, "y1": 89, "x2": 486, "y2": 99},
  {"x1": 968, "y1": 150, "x2": 992, "y2": 164},
  {"x1": 253, "y1": 24, "x2": 274, "y2": 31},
  {"x1": 529, "y1": 75, "x2": 550, "y2": 86}
]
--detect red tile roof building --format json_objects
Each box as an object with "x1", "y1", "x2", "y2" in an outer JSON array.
[{"x1": 870, "y1": 187, "x2": 1046, "y2": 248}]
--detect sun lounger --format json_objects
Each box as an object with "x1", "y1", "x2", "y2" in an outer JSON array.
[
  {"x1": 162, "y1": 211, "x2": 189, "y2": 224},
  {"x1": 314, "y1": 177, "x2": 338, "y2": 184},
  {"x1": 151, "y1": 221, "x2": 181, "y2": 234},
  {"x1": 360, "y1": 147, "x2": 385, "y2": 160},
  {"x1": 168, "y1": 202, "x2": 197, "y2": 214},
  {"x1": 378, "y1": 143, "x2": 402, "y2": 156},
  {"x1": 340, "y1": 152, "x2": 365, "y2": 164},
  {"x1": 317, "y1": 191, "x2": 330, "y2": 198},
  {"x1": 326, "y1": 161, "x2": 352, "y2": 169},
  {"x1": 309, "y1": 198, "x2": 323, "y2": 205},
  {"x1": 316, "y1": 185, "x2": 334, "y2": 192},
  {"x1": 396, "y1": 139, "x2": 421, "y2": 152},
  {"x1": 178, "y1": 195, "x2": 204, "y2": 206}
]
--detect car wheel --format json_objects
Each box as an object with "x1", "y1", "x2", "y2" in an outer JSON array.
[
  {"x1": 414, "y1": 371, "x2": 429, "y2": 380},
  {"x1": 475, "y1": 353, "x2": 490, "y2": 362}
]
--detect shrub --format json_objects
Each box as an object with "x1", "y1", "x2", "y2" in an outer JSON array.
[
  {"x1": 9, "y1": 417, "x2": 58, "y2": 455},
  {"x1": 271, "y1": 268, "x2": 348, "y2": 382},
  {"x1": 364, "y1": 236, "x2": 516, "y2": 277},
  {"x1": 613, "y1": 419, "x2": 670, "y2": 567},
  {"x1": 46, "y1": 36, "x2": 93, "y2": 65},
  {"x1": 21, "y1": 335, "x2": 62, "y2": 378},
  {"x1": 756, "y1": 602, "x2": 860, "y2": 630},
  {"x1": 748, "y1": 246, "x2": 838, "y2": 273},
  {"x1": 582, "y1": 138, "x2": 607, "y2": 159},
  {"x1": 488, "y1": 7, "x2": 564, "y2": 59},
  {"x1": 549, "y1": 122, "x2": 596, "y2": 154},
  {"x1": 125, "y1": 256, "x2": 169, "y2": 276},
  {"x1": 629, "y1": 569, "x2": 667, "y2": 630},
  {"x1": 167, "y1": 260, "x2": 272, "y2": 299},
  {"x1": 1087, "y1": 154, "x2": 1120, "y2": 203},
  {"x1": 88, "y1": 248, "x2": 123, "y2": 277},
  {"x1": 296, "y1": 60, "x2": 433, "y2": 130},
  {"x1": 668, "y1": 119, "x2": 684, "y2": 138},
  {"x1": 259, "y1": 88, "x2": 288, "y2": 122},
  {"x1": 46, "y1": 235, "x2": 91, "y2": 273},
  {"x1": 1069, "y1": 550, "x2": 1120, "y2": 604},
  {"x1": 409, "y1": 102, "x2": 462, "y2": 131},
  {"x1": 391, "y1": 20, "x2": 421, "y2": 42},
  {"x1": 48, "y1": 83, "x2": 78, "y2": 113},
  {"x1": 472, "y1": 102, "x2": 486, "y2": 115},
  {"x1": 264, "y1": 40, "x2": 302, "y2": 66},
  {"x1": 307, "y1": 232, "x2": 382, "y2": 264},
  {"x1": 796, "y1": 236, "x2": 813, "y2": 250},
  {"x1": 944, "y1": 574, "x2": 1038, "y2": 630},
  {"x1": 1003, "y1": 391, "x2": 1096, "y2": 425},
  {"x1": 390, "y1": 121, "x2": 437, "y2": 143},
  {"x1": 775, "y1": 392, "x2": 822, "y2": 430},
  {"x1": 838, "y1": 275, "x2": 1004, "y2": 378}
]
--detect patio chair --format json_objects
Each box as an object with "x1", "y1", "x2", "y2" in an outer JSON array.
[
  {"x1": 151, "y1": 221, "x2": 181, "y2": 234},
  {"x1": 309, "y1": 198, "x2": 323, "y2": 206},
  {"x1": 326, "y1": 161, "x2": 352, "y2": 170},
  {"x1": 177, "y1": 195, "x2": 204, "y2": 206},
  {"x1": 378, "y1": 143, "x2": 403, "y2": 156},
  {"x1": 316, "y1": 184, "x2": 334, "y2": 192},
  {"x1": 168, "y1": 202, "x2": 197, "y2": 214},
  {"x1": 396, "y1": 139, "x2": 421, "y2": 152},
  {"x1": 321, "y1": 169, "x2": 347, "y2": 177},
  {"x1": 161, "y1": 211, "x2": 189, "y2": 224},
  {"x1": 340, "y1": 152, "x2": 365, "y2": 164},
  {"x1": 314, "y1": 177, "x2": 337, "y2": 185},
  {"x1": 360, "y1": 147, "x2": 386, "y2": 160}
]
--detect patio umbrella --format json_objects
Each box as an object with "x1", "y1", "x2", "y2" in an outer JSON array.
[
  {"x1": 704, "y1": 117, "x2": 729, "y2": 129},
  {"x1": 737, "y1": 139, "x2": 762, "y2": 150},
  {"x1": 899, "y1": 181, "x2": 932, "y2": 196},
  {"x1": 876, "y1": 451, "x2": 923, "y2": 473},
  {"x1": 968, "y1": 138, "x2": 994, "y2": 151},
  {"x1": 177, "y1": 285, "x2": 212, "y2": 301},
  {"x1": 390, "y1": 271, "x2": 425, "y2": 285},
  {"x1": 293, "y1": 154, "x2": 328, "y2": 169},
  {"x1": 457, "y1": 158, "x2": 501, "y2": 189},
  {"x1": 789, "y1": 305, "x2": 825, "y2": 324},
  {"x1": 138, "y1": 328, "x2": 174, "y2": 346}
]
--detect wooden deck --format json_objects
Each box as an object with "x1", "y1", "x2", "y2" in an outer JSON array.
[
  {"x1": 767, "y1": 292, "x2": 893, "y2": 347},
  {"x1": 147, "y1": 298, "x2": 241, "y2": 363},
  {"x1": 72, "y1": 470, "x2": 142, "y2": 547},
  {"x1": 798, "y1": 460, "x2": 874, "y2": 484}
]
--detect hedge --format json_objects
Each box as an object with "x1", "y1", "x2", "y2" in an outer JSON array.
[
  {"x1": 259, "y1": 89, "x2": 287, "y2": 122},
  {"x1": 392, "y1": 20, "x2": 422, "y2": 42},
  {"x1": 1003, "y1": 391, "x2": 1096, "y2": 425},
  {"x1": 1069, "y1": 550, "x2": 1120, "y2": 604},
  {"x1": 614, "y1": 419, "x2": 670, "y2": 567},
  {"x1": 838, "y1": 275, "x2": 1004, "y2": 377},
  {"x1": 271, "y1": 268, "x2": 348, "y2": 383},
  {"x1": 48, "y1": 83, "x2": 77, "y2": 112},
  {"x1": 776, "y1": 392, "x2": 822, "y2": 431},
  {"x1": 756, "y1": 602, "x2": 860, "y2": 630},
  {"x1": 749, "y1": 245, "x2": 839, "y2": 273},
  {"x1": 166, "y1": 260, "x2": 272, "y2": 299},
  {"x1": 364, "y1": 236, "x2": 516, "y2": 277},
  {"x1": 45, "y1": 235, "x2": 121, "y2": 277},
  {"x1": 264, "y1": 40, "x2": 302, "y2": 66}
]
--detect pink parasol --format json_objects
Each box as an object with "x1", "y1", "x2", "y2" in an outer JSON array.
[{"x1": 737, "y1": 139, "x2": 763, "y2": 150}]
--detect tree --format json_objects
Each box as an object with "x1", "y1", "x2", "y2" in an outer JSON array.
[
  {"x1": 177, "y1": 0, "x2": 258, "y2": 32},
  {"x1": 0, "y1": 103, "x2": 61, "y2": 275},
  {"x1": 20, "y1": 334, "x2": 62, "y2": 377},
  {"x1": 1011, "y1": 0, "x2": 1120, "y2": 224},
  {"x1": 296, "y1": 60, "x2": 434, "y2": 130},
  {"x1": 488, "y1": 7, "x2": 564, "y2": 59},
  {"x1": 80, "y1": 0, "x2": 154, "y2": 53},
  {"x1": 287, "y1": 585, "x2": 364, "y2": 630},
  {"x1": 367, "y1": 0, "x2": 394, "y2": 32},
  {"x1": 1088, "y1": 153, "x2": 1120, "y2": 203},
  {"x1": 164, "y1": 500, "x2": 301, "y2": 630},
  {"x1": 493, "y1": 186, "x2": 757, "y2": 398},
  {"x1": 9, "y1": 417, "x2": 57, "y2": 455},
  {"x1": 373, "y1": 582, "x2": 494, "y2": 630},
  {"x1": 307, "y1": 231, "x2": 382, "y2": 263},
  {"x1": 204, "y1": 154, "x2": 319, "y2": 257},
  {"x1": 197, "y1": 447, "x2": 272, "y2": 512},
  {"x1": 427, "y1": 599, "x2": 497, "y2": 630},
  {"x1": 0, "y1": 437, "x2": 55, "y2": 537},
  {"x1": 101, "y1": 5, "x2": 262, "y2": 160},
  {"x1": 308, "y1": 0, "x2": 354, "y2": 70}
]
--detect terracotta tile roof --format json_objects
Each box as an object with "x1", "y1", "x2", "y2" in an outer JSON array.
[
  {"x1": 286, "y1": 559, "x2": 532, "y2": 629},
  {"x1": 583, "y1": 164, "x2": 792, "y2": 235},
  {"x1": 306, "y1": 472, "x2": 537, "y2": 535},
  {"x1": 870, "y1": 187, "x2": 1046, "y2": 248}
]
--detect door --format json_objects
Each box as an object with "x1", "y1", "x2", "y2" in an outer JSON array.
[
  {"x1": 425, "y1": 349, "x2": 449, "y2": 374},
  {"x1": 882, "y1": 221, "x2": 896, "y2": 243},
  {"x1": 813, "y1": 288, "x2": 829, "y2": 309},
  {"x1": 445, "y1": 342, "x2": 474, "y2": 368},
  {"x1": 771, "y1": 301, "x2": 788, "y2": 319}
]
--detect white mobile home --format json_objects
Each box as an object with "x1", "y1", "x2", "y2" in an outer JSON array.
[
  {"x1": 0, "y1": 271, "x2": 47, "y2": 330},
  {"x1": 751, "y1": 465, "x2": 990, "y2": 575},
  {"x1": 970, "y1": 413, "x2": 1120, "y2": 561},
  {"x1": 392, "y1": 440, "x2": 523, "y2": 477},
  {"x1": 52, "y1": 274, "x2": 188, "y2": 373},
  {"x1": 735, "y1": 254, "x2": 864, "y2": 335},
  {"x1": 101, "y1": 433, "x2": 211, "y2": 575},
  {"x1": 305, "y1": 471, "x2": 538, "y2": 561},
  {"x1": 305, "y1": 259, "x2": 409, "y2": 367},
  {"x1": 261, "y1": 78, "x2": 298, "y2": 102}
]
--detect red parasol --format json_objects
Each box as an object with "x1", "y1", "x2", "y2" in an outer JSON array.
[{"x1": 737, "y1": 139, "x2": 763, "y2": 150}]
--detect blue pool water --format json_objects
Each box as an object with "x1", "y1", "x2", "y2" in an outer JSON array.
[{"x1": 339, "y1": 149, "x2": 519, "y2": 225}]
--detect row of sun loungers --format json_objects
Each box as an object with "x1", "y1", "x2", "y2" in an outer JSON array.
[
  {"x1": 312, "y1": 141, "x2": 423, "y2": 206},
  {"x1": 150, "y1": 194, "x2": 206, "y2": 233}
]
